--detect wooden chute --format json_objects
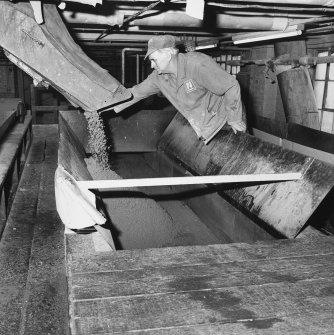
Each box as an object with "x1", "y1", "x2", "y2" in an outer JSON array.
[{"x1": 0, "y1": 1, "x2": 131, "y2": 112}]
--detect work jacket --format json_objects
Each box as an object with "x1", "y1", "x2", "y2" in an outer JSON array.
[{"x1": 114, "y1": 52, "x2": 242, "y2": 144}]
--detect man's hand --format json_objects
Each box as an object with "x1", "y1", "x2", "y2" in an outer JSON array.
[{"x1": 228, "y1": 120, "x2": 246, "y2": 134}]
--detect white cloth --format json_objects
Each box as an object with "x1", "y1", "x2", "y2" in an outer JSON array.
[{"x1": 54, "y1": 165, "x2": 106, "y2": 229}]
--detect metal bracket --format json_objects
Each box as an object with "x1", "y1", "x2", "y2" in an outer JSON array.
[{"x1": 263, "y1": 60, "x2": 276, "y2": 83}]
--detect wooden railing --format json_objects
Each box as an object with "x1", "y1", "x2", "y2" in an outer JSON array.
[{"x1": 0, "y1": 101, "x2": 32, "y2": 237}]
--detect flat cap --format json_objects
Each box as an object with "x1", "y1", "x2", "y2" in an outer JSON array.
[{"x1": 144, "y1": 35, "x2": 176, "y2": 60}]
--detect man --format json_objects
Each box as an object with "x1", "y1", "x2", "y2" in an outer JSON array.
[{"x1": 114, "y1": 35, "x2": 246, "y2": 144}]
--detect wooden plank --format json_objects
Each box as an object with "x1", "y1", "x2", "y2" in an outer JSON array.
[
  {"x1": 21, "y1": 134, "x2": 68, "y2": 335},
  {"x1": 94, "y1": 225, "x2": 116, "y2": 250},
  {"x1": 71, "y1": 254, "x2": 334, "y2": 300},
  {"x1": 277, "y1": 67, "x2": 320, "y2": 129},
  {"x1": 0, "y1": 98, "x2": 22, "y2": 113},
  {"x1": 66, "y1": 235, "x2": 334, "y2": 273},
  {"x1": 27, "y1": 137, "x2": 45, "y2": 164},
  {"x1": 77, "y1": 172, "x2": 302, "y2": 190},
  {"x1": 58, "y1": 115, "x2": 91, "y2": 181},
  {"x1": 252, "y1": 115, "x2": 334, "y2": 154},
  {"x1": 79, "y1": 313, "x2": 333, "y2": 335},
  {"x1": 274, "y1": 41, "x2": 320, "y2": 130},
  {"x1": 0, "y1": 155, "x2": 42, "y2": 335},
  {"x1": 0, "y1": 108, "x2": 16, "y2": 143},
  {"x1": 73, "y1": 314, "x2": 334, "y2": 335},
  {"x1": 0, "y1": 125, "x2": 69, "y2": 334},
  {"x1": 252, "y1": 115, "x2": 288, "y2": 139},
  {"x1": 0, "y1": 115, "x2": 32, "y2": 217},
  {"x1": 74, "y1": 313, "x2": 333, "y2": 335},
  {"x1": 71, "y1": 278, "x2": 334, "y2": 334},
  {"x1": 0, "y1": 143, "x2": 20, "y2": 189},
  {"x1": 59, "y1": 111, "x2": 90, "y2": 153},
  {"x1": 252, "y1": 127, "x2": 334, "y2": 166},
  {"x1": 5, "y1": 115, "x2": 32, "y2": 140},
  {"x1": 158, "y1": 112, "x2": 334, "y2": 238},
  {"x1": 44, "y1": 125, "x2": 59, "y2": 165},
  {"x1": 288, "y1": 121, "x2": 334, "y2": 154},
  {"x1": 30, "y1": 84, "x2": 37, "y2": 124},
  {"x1": 32, "y1": 105, "x2": 72, "y2": 111}
]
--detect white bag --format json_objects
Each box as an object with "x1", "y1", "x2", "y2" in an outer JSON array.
[{"x1": 54, "y1": 165, "x2": 106, "y2": 229}]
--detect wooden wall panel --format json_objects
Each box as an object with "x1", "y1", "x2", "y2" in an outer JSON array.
[
  {"x1": 158, "y1": 113, "x2": 334, "y2": 238},
  {"x1": 0, "y1": 65, "x2": 15, "y2": 98},
  {"x1": 247, "y1": 46, "x2": 285, "y2": 126},
  {"x1": 275, "y1": 41, "x2": 320, "y2": 130}
]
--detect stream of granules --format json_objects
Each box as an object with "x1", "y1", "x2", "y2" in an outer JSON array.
[{"x1": 84, "y1": 110, "x2": 110, "y2": 169}]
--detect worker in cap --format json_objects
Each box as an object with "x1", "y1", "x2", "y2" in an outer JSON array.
[{"x1": 114, "y1": 34, "x2": 246, "y2": 144}]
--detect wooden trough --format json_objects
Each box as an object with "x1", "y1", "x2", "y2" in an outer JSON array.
[
  {"x1": 58, "y1": 109, "x2": 334, "y2": 246},
  {"x1": 154, "y1": 112, "x2": 334, "y2": 239},
  {"x1": 58, "y1": 110, "x2": 334, "y2": 335},
  {"x1": 0, "y1": 2, "x2": 131, "y2": 111}
]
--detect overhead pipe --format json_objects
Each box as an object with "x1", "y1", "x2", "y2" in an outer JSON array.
[
  {"x1": 214, "y1": 0, "x2": 334, "y2": 5},
  {"x1": 63, "y1": 10, "x2": 297, "y2": 31},
  {"x1": 62, "y1": 11, "x2": 125, "y2": 26},
  {"x1": 214, "y1": 10, "x2": 325, "y2": 18},
  {"x1": 62, "y1": 0, "x2": 102, "y2": 5},
  {"x1": 132, "y1": 11, "x2": 294, "y2": 30}
]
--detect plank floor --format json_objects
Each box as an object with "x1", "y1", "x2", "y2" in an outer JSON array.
[
  {"x1": 0, "y1": 125, "x2": 68, "y2": 335},
  {"x1": 67, "y1": 228, "x2": 334, "y2": 334}
]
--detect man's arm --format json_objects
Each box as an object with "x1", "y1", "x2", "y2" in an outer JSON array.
[{"x1": 113, "y1": 72, "x2": 161, "y2": 113}]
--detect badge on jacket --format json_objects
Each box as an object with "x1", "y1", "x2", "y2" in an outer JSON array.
[{"x1": 184, "y1": 79, "x2": 197, "y2": 93}]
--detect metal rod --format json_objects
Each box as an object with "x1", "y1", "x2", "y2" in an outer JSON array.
[{"x1": 136, "y1": 53, "x2": 140, "y2": 84}]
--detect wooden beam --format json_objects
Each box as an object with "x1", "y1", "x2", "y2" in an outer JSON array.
[
  {"x1": 77, "y1": 173, "x2": 302, "y2": 190},
  {"x1": 32, "y1": 105, "x2": 73, "y2": 111}
]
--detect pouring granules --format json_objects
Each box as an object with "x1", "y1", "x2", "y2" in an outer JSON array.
[{"x1": 84, "y1": 110, "x2": 110, "y2": 169}]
